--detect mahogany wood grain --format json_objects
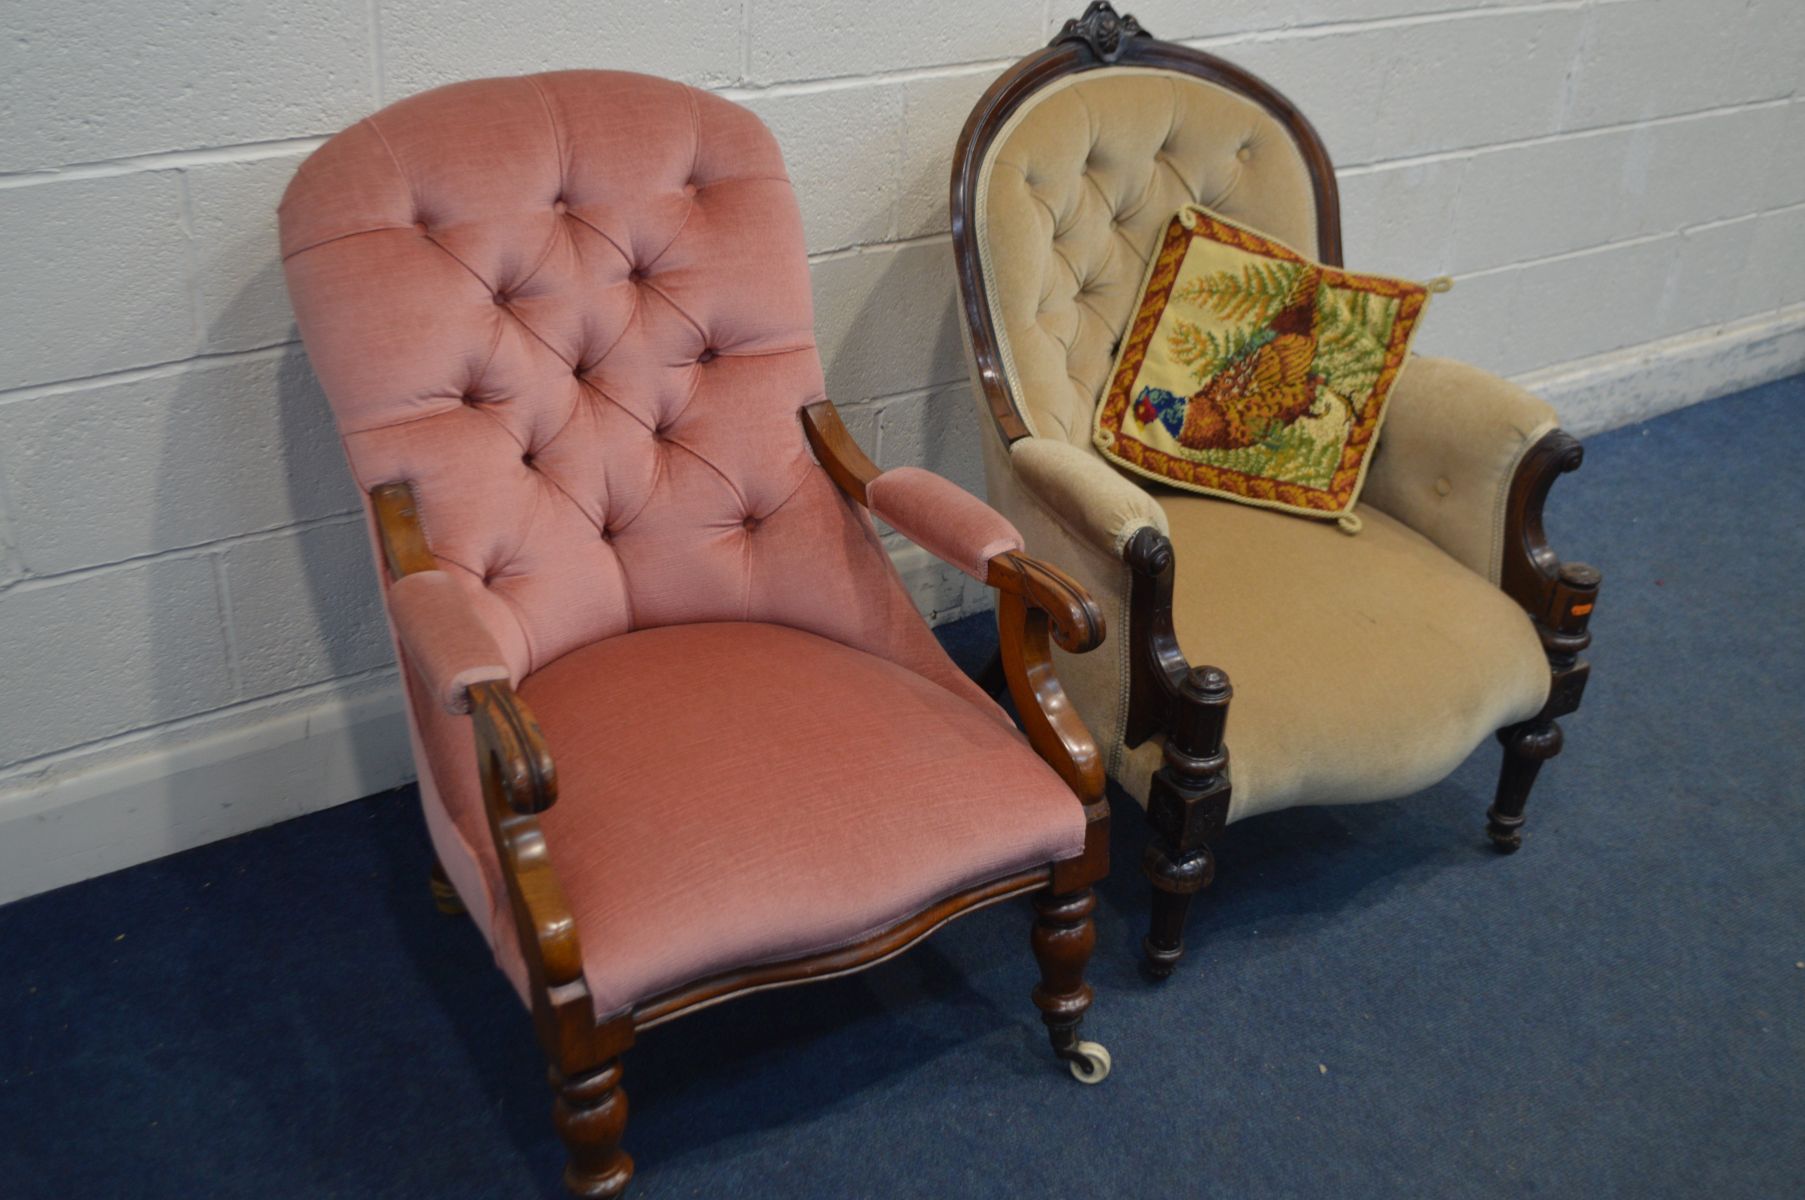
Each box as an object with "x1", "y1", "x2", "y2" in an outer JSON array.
[
  {"x1": 1121, "y1": 526, "x2": 1188, "y2": 750},
  {"x1": 1116, "y1": 527, "x2": 1234, "y2": 976},
  {"x1": 635, "y1": 868, "x2": 1049, "y2": 1027},
  {"x1": 801, "y1": 400, "x2": 878, "y2": 504},
  {"x1": 1030, "y1": 887, "x2": 1099, "y2": 1063},
  {"x1": 553, "y1": 1060, "x2": 633, "y2": 1198},
  {"x1": 986, "y1": 552, "x2": 1110, "y2": 893},
  {"x1": 371, "y1": 481, "x2": 435, "y2": 578}
]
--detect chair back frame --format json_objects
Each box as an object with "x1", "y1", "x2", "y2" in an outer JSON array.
[{"x1": 950, "y1": 1, "x2": 1344, "y2": 444}]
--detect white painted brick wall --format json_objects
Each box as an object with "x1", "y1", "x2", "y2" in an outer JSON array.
[{"x1": 2, "y1": 1, "x2": 1802, "y2": 879}]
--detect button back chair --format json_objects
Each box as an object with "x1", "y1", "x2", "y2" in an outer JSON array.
[
  {"x1": 951, "y1": 4, "x2": 1601, "y2": 978},
  {"x1": 279, "y1": 70, "x2": 1111, "y2": 1197}
]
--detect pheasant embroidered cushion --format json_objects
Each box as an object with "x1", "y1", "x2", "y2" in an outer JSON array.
[{"x1": 1093, "y1": 205, "x2": 1439, "y2": 529}]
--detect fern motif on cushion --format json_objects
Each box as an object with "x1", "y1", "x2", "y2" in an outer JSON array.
[{"x1": 1094, "y1": 206, "x2": 1440, "y2": 528}]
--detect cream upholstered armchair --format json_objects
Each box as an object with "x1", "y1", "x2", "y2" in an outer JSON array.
[{"x1": 951, "y1": 5, "x2": 1601, "y2": 977}]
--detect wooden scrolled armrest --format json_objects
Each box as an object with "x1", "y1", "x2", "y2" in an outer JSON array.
[
  {"x1": 1501, "y1": 429, "x2": 1602, "y2": 637},
  {"x1": 372, "y1": 479, "x2": 601, "y2": 1047},
  {"x1": 802, "y1": 400, "x2": 1106, "y2": 809},
  {"x1": 989, "y1": 548, "x2": 1109, "y2": 891},
  {"x1": 985, "y1": 550, "x2": 1105, "y2": 655},
  {"x1": 467, "y1": 680, "x2": 584, "y2": 998},
  {"x1": 371, "y1": 481, "x2": 437, "y2": 579},
  {"x1": 802, "y1": 400, "x2": 880, "y2": 503},
  {"x1": 986, "y1": 549, "x2": 1106, "y2": 810},
  {"x1": 469, "y1": 679, "x2": 558, "y2": 817},
  {"x1": 1121, "y1": 525, "x2": 1192, "y2": 749}
]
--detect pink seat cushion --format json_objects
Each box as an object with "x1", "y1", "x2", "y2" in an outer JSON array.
[{"x1": 515, "y1": 622, "x2": 1087, "y2": 1016}]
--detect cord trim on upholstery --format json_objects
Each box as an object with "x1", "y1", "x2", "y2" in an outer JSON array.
[
  {"x1": 278, "y1": 224, "x2": 411, "y2": 261},
  {"x1": 525, "y1": 75, "x2": 565, "y2": 181}
]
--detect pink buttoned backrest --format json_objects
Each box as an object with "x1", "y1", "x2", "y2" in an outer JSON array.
[{"x1": 280, "y1": 71, "x2": 947, "y2": 684}]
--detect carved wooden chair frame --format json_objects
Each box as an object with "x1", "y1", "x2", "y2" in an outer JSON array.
[
  {"x1": 951, "y1": 2, "x2": 1601, "y2": 978},
  {"x1": 372, "y1": 399, "x2": 1110, "y2": 1196}
]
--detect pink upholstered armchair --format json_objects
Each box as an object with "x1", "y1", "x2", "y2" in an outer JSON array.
[{"x1": 279, "y1": 71, "x2": 1111, "y2": 1197}]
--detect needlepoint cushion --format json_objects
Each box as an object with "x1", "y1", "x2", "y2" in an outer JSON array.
[{"x1": 1094, "y1": 205, "x2": 1438, "y2": 528}]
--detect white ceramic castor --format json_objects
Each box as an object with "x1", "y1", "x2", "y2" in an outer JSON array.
[{"x1": 1066, "y1": 1041, "x2": 1112, "y2": 1084}]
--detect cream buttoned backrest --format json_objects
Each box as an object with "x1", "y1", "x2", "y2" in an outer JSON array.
[{"x1": 975, "y1": 67, "x2": 1326, "y2": 448}]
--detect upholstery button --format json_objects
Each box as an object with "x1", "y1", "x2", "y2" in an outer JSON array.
[
  {"x1": 493, "y1": 292, "x2": 509, "y2": 305},
  {"x1": 522, "y1": 453, "x2": 536, "y2": 469},
  {"x1": 1435, "y1": 477, "x2": 1453, "y2": 496},
  {"x1": 628, "y1": 267, "x2": 645, "y2": 282},
  {"x1": 552, "y1": 198, "x2": 569, "y2": 214},
  {"x1": 1237, "y1": 145, "x2": 1255, "y2": 163},
  {"x1": 742, "y1": 515, "x2": 759, "y2": 531},
  {"x1": 461, "y1": 392, "x2": 479, "y2": 406},
  {"x1": 600, "y1": 527, "x2": 614, "y2": 542},
  {"x1": 683, "y1": 182, "x2": 698, "y2": 197},
  {"x1": 412, "y1": 221, "x2": 428, "y2": 233},
  {"x1": 697, "y1": 348, "x2": 717, "y2": 364}
]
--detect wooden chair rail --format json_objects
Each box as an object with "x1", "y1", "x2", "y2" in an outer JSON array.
[{"x1": 634, "y1": 867, "x2": 1050, "y2": 1028}]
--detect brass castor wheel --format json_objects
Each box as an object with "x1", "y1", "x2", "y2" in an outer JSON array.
[{"x1": 1064, "y1": 1041, "x2": 1112, "y2": 1084}]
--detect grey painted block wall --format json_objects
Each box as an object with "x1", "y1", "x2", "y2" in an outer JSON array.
[{"x1": 1, "y1": 0, "x2": 1801, "y2": 783}]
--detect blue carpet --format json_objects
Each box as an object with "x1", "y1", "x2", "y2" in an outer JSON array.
[{"x1": 3, "y1": 378, "x2": 1802, "y2": 1198}]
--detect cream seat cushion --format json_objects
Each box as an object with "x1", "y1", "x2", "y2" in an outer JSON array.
[{"x1": 1117, "y1": 493, "x2": 1551, "y2": 821}]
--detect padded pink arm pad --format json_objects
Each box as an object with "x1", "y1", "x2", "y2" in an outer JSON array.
[
  {"x1": 388, "y1": 570, "x2": 512, "y2": 714},
  {"x1": 864, "y1": 466, "x2": 1024, "y2": 582}
]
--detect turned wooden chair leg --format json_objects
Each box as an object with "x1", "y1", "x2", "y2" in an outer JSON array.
[
  {"x1": 1488, "y1": 719, "x2": 1563, "y2": 852},
  {"x1": 1490, "y1": 555, "x2": 1597, "y2": 854},
  {"x1": 1140, "y1": 666, "x2": 1232, "y2": 979},
  {"x1": 1142, "y1": 839, "x2": 1214, "y2": 978},
  {"x1": 428, "y1": 858, "x2": 465, "y2": 916},
  {"x1": 552, "y1": 1059, "x2": 633, "y2": 1198},
  {"x1": 1030, "y1": 887, "x2": 1109, "y2": 1082}
]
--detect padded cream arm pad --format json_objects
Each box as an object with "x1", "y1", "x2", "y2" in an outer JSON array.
[
  {"x1": 388, "y1": 570, "x2": 512, "y2": 715},
  {"x1": 1010, "y1": 436, "x2": 1170, "y2": 560},
  {"x1": 1360, "y1": 356, "x2": 1561, "y2": 584}
]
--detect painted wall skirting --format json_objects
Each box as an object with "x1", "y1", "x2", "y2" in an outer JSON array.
[
  {"x1": 0, "y1": 679, "x2": 413, "y2": 904},
  {"x1": 3, "y1": 312, "x2": 1801, "y2": 906},
  {"x1": 1520, "y1": 305, "x2": 1805, "y2": 438}
]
